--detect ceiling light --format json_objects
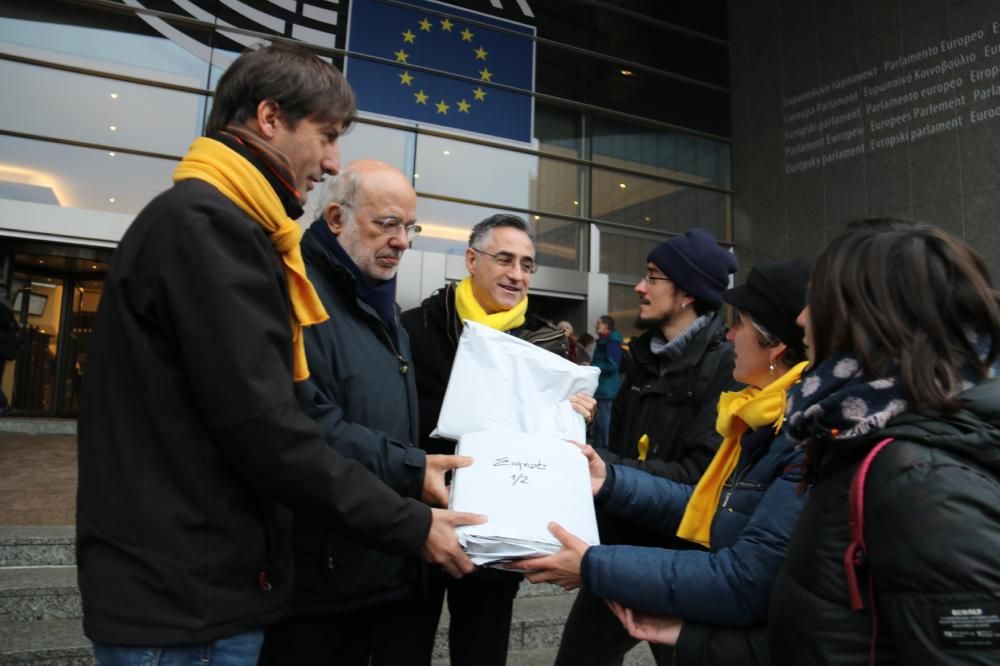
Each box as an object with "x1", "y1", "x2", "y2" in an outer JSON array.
[
  {"x1": 414, "y1": 173, "x2": 420, "y2": 179},
  {"x1": 644, "y1": 216, "x2": 651, "y2": 222},
  {"x1": 533, "y1": 215, "x2": 540, "y2": 220},
  {"x1": 108, "y1": 197, "x2": 116, "y2": 203},
  {"x1": 620, "y1": 69, "x2": 633, "y2": 76},
  {"x1": 108, "y1": 152, "x2": 116, "y2": 157},
  {"x1": 619, "y1": 183, "x2": 627, "y2": 189},
  {"x1": 110, "y1": 93, "x2": 118, "y2": 99},
  {"x1": 109, "y1": 125, "x2": 117, "y2": 131},
  {"x1": 573, "y1": 200, "x2": 579, "y2": 205},
  {"x1": 91, "y1": 265, "x2": 97, "y2": 270}
]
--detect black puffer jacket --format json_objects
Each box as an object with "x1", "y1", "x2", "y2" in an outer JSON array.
[
  {"x1": 400, "y1": 283, "x2": 567, "y2": 456},
  {"x1": 769, "y1": 379, "x2": 1000, "y2": 665},
  {"x1": 602, "y1": 313, "x2": 739, "y2": 485},
  {"x1": 287, "y1": 229, "x2": 427, "y2": 615}
]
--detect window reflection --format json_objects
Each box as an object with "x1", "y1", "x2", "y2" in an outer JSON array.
[
  {"x1": 0, "y1": 59, "x2": 206, "y2": 157},
  {"x1": 0, "y1": 134, "x2": 176, "y2": 215}
]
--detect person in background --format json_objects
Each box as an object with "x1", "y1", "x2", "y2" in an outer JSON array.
[
  {"x1": 591, "y1": 315, "x2": 623, "y2": 450},
  {"x1": 769, "y1": 219, "x2": 1000, "y2": 665},
  {"x1": 401, "y1": 214, "x2": 596, "y2": 666},
  {"x1": 577, "y1": 332, "x2": 595, "y2": 365},
  {"x1": 558, "y1": 320, "x2": 581, "y2": 363},
  {"x1": 521, "y1": 259, "x2": 813, "y2": 666}
]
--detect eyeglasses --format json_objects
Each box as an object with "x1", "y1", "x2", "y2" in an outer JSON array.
[
  {"x1": 471, "y1": 247, "x2": 538, "y2": 274},
  {"x1": 337, "y1": 202, "x2": 421, "y2": 240},
  {"x1": 372, "y1": 216, "x2": 421, "y2": 241},
  {"x1": 641, "y1": 271, "x2": 672, "y2": 284}
]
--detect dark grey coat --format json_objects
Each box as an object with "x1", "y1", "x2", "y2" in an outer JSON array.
[{"x1": 287, "y1": 228, "x2": 427, "y2": 615}]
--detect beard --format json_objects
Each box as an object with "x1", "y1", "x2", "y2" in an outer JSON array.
[{"x1": 634, "y1": 312, "x2": 672, "y2": 330}]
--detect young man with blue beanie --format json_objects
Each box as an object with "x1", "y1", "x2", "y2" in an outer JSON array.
[{"x1": 555, "y1": 227, "x2": 740, "y2": 666}]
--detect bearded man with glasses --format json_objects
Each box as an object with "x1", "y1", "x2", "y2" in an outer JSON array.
[
  {"x1": 259, "y1": 160, "x2": 477, "y2": 664},
  {"x1": 554, "y1": 227, "x2": 742, "y2": 666},
  {"x1": 401, "y1": 213, "x2": 597, "y2": 665}
]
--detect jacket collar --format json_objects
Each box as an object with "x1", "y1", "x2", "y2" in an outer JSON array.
[{"x1": 630, "y1": 312, "x2": 727, "y2": 374}]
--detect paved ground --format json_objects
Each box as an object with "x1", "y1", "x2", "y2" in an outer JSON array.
[{"x1": 0, "y1": 433, "x2": 76, "y2": 525}]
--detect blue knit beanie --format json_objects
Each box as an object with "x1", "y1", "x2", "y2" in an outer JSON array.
[{"x1": 647, "y1": 228, "x2": 738, "y2": 310}]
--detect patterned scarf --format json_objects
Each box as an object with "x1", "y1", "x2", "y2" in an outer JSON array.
[{"x1": 784, "y1": 354, "x2": 908, "y2": 445}]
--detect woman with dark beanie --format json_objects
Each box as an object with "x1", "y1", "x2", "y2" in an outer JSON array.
[
  {"x1": 520, "y1": 258, "x2": 813, "y2": 665},
  {"x1": 769, "y1": 219, "x2": 1000, "y2": 664}
]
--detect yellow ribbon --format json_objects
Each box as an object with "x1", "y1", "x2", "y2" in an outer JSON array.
[
  {"x1": 453, "y1": 276, "x2": 527, "y2": 331},
  {"x1": 676, "y1": 361, "x2": 808, "y2": 548},
  {"x1": 173, "y1": 136, "x2": 328, "y2": 381}
]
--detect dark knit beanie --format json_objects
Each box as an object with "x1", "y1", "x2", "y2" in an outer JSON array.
[
  {"x1": 647, "y1": 228, "x2": 738, "y2": 310},
  {"x1": 723, "y1": 259, "x2": 812, "y2": 356}
]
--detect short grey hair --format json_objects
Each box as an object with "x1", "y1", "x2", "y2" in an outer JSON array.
[
  {"x1": 468, "y1": 214, "x2": 531, "y2": 249},
  {"x1": 315, "y1": 168, "x2": 363, "y2": 220}
]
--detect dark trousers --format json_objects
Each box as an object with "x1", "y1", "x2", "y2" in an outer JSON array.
[
  {"x1": 556, "y1": 587, "x2": 673, "y2": 666},
  {"x1": 258, "y1": 596, "x2": 437, "y2": 666},
  {"x1": 420, "y1": 567, "x2": 521, "y2": 666}
]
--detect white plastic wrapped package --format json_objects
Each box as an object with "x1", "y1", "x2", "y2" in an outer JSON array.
[{"x1": 432, "y1": 320, "x2": 600, "y2": 442}]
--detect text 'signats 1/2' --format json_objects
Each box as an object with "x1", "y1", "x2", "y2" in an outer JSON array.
[{"x1": 344, "y1": 0, "x2": 535, "y2": 143}]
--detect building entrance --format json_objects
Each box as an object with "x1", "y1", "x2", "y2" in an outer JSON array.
[{"x1": 1, "y1": 243, "x2": 109, "y2": 417}]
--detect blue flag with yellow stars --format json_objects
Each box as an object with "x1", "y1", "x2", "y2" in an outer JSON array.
[{"x1": 344, "y1": 0, "x2": 535, "y2": 143}]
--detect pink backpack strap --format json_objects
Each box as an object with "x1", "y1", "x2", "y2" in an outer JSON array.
[{"x1": 843, "y1": 436, "x2": 894, "y2": 666}]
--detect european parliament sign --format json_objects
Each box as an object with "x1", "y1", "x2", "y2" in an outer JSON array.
[{"x1": 345, "y1": 0, "x2": 536, "y2": 143}]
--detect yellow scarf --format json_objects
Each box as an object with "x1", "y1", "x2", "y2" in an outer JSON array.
[
  {"x1": 454, "y1": 276, "x2": 527, "y2": 331},
  {"x1": 173, "y1": 136, "x2": 328, "y2": 381},
  {"x1": 676, "y1": 360, "x2": 809, "y2": 548}
]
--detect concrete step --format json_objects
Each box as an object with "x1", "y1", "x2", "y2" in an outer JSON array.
[
  {"x1": 0, "y1": 618, "x2": 94, "y2": 665},
  {"x1": 0, "y1": 567, "x2": 80, "y2": 623},
  {"x1": 0, "y1": 528, "x2": 75, "y2": 568}
]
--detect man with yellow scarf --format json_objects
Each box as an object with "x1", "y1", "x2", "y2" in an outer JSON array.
[
  {"x1": 519, "y1": 259, "x2": 813, "y2": 666},
  {"x1": 401, "y1": 214, "x2": 595, "y2": 666},
  {"x1": 77, "y1": 44, "x2": 481, "y2": 666}
]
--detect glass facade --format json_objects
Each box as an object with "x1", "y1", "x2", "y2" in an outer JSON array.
[{"x1": 0, "y1": 0, "x2": 731, "y2": 413}]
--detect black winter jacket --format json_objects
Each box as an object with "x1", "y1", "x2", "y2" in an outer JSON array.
[
  {"x1": 287, "y1": 229, "x2": 427, "y2": 614},
  {"x1": 77, "y1": 179, "x2": 431, "y2": 645},
  {"x1": 602, "y1": 314, "x2": 739, "y2": 485},
  {"x1": 400, "y1": 283, "x2": 567, "y2": 456},
  {"x1": 769, "y1": 379, "x2": 1000, "y2": 665}
]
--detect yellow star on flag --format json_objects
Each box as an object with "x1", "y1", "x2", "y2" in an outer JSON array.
[
  {"x1": 440, "y1": 18, "x2": 454, "y2": 31},
  {"x1": 436, "y1": 100, "x2": 450, "y2": 114},
  {"x1": 399, "y1": 71, "x2": 413, "y2": 86},
  {"x1": 461, "y1": 28, "x2": 474, "y2": 41},
  {"x1": 414, "y1": 90, "x2": 428, "y2": 104},
  {"x1": 457, "y1": 99, "x2": 471, "y2": 113},
  {"x1": 475, "y1": 46, "x2": 488, "y2": 60},
  {"x1": 478, "y1": 67, "x2": 493, "y2": 82},
  {"x1": 472, "y1": 86, "x2": 487, "y2": 101},
  {"x1": 402, "y1": 29, "x2": 416, "y2": 43},
  {"x1": 394, "y1": 49, "x2": 409, "y2": 63},
  {"x1": 419, "y1": 18, "x2": 433, "y2": 31}
]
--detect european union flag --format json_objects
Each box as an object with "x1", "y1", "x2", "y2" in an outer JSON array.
[{"x1": 344, "y1": 0, "x2": 535, "y2": 143}]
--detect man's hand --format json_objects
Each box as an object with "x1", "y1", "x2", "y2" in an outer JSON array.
[
  {"x1": 569, "y1": 393, "x2": 597, "y2": 424},
  {"x1": 422, "y1": 454, "x2": 473, "y2": 507},
  {"x1": 606, "y1": 600, "x2": 684, "y2": 646},
  {"x1": 422, "y1": 508, "x2": 486, "y2": 578},
  {"x1": 516, "y1": 522, "x2": 589, "y2": 590}
]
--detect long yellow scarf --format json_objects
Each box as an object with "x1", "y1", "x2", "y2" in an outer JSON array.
[
  {"x1": 676, "y1": 360, "x2": 809, "y2": 547},
  {"x1": 454, "y1": 276, "x2": 527, "y2": 331},
  {"x1": 173, "y1": 136, "x2": 328, "y2": 381}
]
